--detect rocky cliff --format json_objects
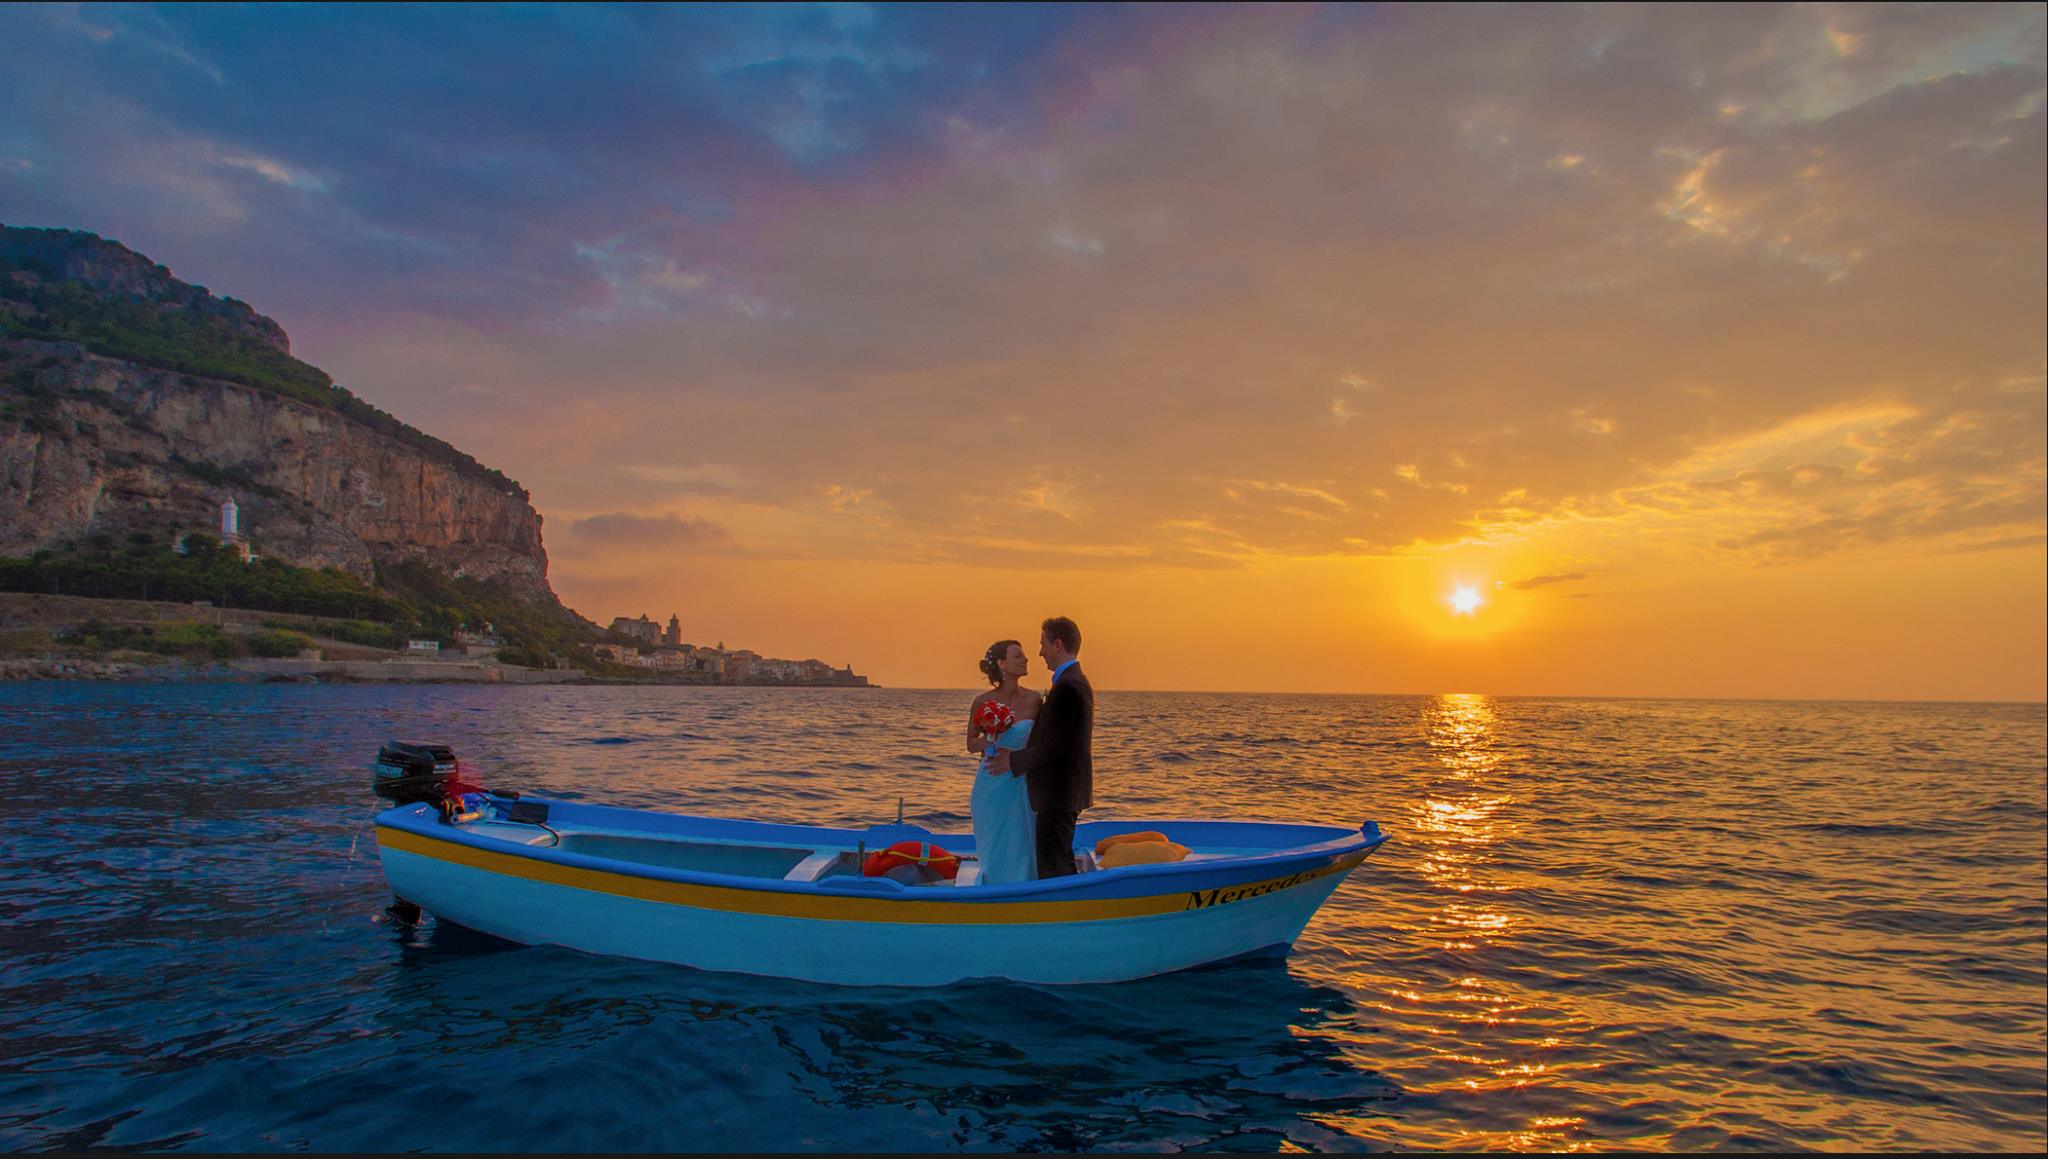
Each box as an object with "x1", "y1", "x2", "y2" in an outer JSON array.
[{"x1": 0, "y1": 226, "x2": 568, "y2": 614}]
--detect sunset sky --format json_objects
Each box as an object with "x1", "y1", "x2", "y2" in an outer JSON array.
[{"x1": 2, "y1": 4, "x2": 2042, "y2": 700}]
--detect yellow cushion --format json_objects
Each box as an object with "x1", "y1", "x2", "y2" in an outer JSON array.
[
  {"x1": 1098, "y1": 839, "x2": 1190, "y2": 869},
  {"x1": 1094, "y1": 830, "x2": 1170, "y2": 857}
]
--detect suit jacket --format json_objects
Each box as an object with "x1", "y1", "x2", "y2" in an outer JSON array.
[{"x1": 1012, "y1": 664, "x2": 1093, "y2": 814}]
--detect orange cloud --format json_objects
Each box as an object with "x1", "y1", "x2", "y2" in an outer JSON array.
[{"x1": 292, "y1": 5, "x2": 2046, "y2": 697}]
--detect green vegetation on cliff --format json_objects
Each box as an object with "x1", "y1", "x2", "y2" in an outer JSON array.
[
  {"x1": 0, "y1": 543, "x2": 605, "y2": 668},
  {"x1": 2, "y1": 279, "x2": 331, "y2": 400},
  {"x1": 50, "y1": 621, "x2": 313, "y2": 662},
  {"x1": 59, "y1": 620, "x2": 244, "y2": 661},
  {"x1": 0, "y1": 539, "x2": 403, "y2": 619},
  {"x1": 373, "y1": 559, "x2": 605, "y2": 670}
]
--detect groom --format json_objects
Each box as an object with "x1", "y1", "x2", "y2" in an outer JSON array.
[{"x1": 1002, "y1": 615, "x2": 1093, "y2": 878}]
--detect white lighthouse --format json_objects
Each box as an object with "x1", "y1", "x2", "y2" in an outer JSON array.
[{"x1": 219, "y1": 497, "x2": 253, "y2": 561}]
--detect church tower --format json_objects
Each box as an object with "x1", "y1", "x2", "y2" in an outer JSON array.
[{"x1": 665, "y1": 614, "x2": 682, "y2": 646}]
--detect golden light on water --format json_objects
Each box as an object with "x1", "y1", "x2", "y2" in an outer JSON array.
[
  {"x1": 1411, "y1": 694, "x2": 1517, "y2": 948},
  {"x1": 1380, "y1": 694, "x2": 1608, "y2": 1150}
]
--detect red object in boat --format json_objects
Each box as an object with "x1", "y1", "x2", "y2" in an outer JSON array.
[{"x1": 862, "y1": 840, "x2": 960, "y2": 880}]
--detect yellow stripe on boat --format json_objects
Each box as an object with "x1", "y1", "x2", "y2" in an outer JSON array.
[{"x1": 378, "y1": 826, "x2": 1366, "y2": 925}]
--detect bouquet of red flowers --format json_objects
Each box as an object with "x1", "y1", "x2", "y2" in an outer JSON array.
[{"x1": 974, "y1": 699, "x2": 1017, "y2": 739}]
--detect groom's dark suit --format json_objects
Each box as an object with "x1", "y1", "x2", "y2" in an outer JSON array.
[{"x1": 1011, "y1": 662, "x2": 1093, "y2": 877}]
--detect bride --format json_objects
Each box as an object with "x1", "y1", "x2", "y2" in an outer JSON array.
[{"x1": 966, "y1": 639, "x2": 1040, "y2": 884}]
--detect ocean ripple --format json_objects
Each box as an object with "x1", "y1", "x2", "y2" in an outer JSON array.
[{"x1": 0, "y1": 684, "x2": 2041, "y2": 1152}]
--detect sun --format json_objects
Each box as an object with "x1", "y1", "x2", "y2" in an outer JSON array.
[{"x1": 1449, "y1": 585, "x2": 1484, "y2": 615}]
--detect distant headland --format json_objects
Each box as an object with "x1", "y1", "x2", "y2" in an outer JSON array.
[{"x1": 0, "y1": 223, "x2": 869, "y2": 688}]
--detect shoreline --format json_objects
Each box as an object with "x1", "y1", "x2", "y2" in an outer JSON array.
[
  {"x1": 0, "y1": 593, "x2": 874, "y2": 688},
  {"x1": 0, "y1": 655, "x2": 878, "y2": 687}
]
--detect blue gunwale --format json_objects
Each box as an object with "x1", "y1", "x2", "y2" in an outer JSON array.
[{"x1": 375, "y1": 798, "x2": 1388, "y2": 907}]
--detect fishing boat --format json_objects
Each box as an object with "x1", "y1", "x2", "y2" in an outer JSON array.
[{"x1": 371, "y1": 743, "x2": 1389, "y2": 987}]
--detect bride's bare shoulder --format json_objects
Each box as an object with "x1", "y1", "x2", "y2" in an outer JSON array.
[{"x1": 970, "y1": 688, "x2": 998, "y2": 708}]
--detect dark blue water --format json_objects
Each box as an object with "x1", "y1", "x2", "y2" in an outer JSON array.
[{"x1": 2, "y1": 684, "x2": 2043, "y2": 1151}]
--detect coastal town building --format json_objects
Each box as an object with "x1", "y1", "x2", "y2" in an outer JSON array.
[
  {"x1": 664, "y1": 614, "x2": 681, "y2": 646},
  {"x1": 582, "y1": 632, "x2": 865, "y2": 686},
  {"x1": 452, "y1": 625, "x2": 501, "y2": 661},
  {"x1": 590, "y1": 642, "x2": 639, "y2": 665},
  {"x1": 608, "y1": 614, "x2": 662, "y2": 643}
]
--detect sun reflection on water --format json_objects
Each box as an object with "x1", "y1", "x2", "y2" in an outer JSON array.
[
  {"x1": 1410, "y1": 693, "x2": 1519, "y2": 946},
  {"x1": 1381, "y1": 694, "x2": 1602, "y2": 1149}
]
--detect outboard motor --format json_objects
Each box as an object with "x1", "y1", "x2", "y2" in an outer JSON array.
[{"x1": 372, "y1": 740, "x2": 460, "y2": 806}]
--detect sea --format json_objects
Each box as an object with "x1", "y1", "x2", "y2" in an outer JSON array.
[{"x1": 1, "y1": 683, "x2": 2042, "y2": 1153}]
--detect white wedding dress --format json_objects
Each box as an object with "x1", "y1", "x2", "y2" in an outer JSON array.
[{"x1": 971, "y1": 719, "x2": 1037, "y2": 885}]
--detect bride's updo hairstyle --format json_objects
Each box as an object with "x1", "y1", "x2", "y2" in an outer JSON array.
[{"x1": 979, "y1": 639, "x2": 1021, "y2": 686}]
